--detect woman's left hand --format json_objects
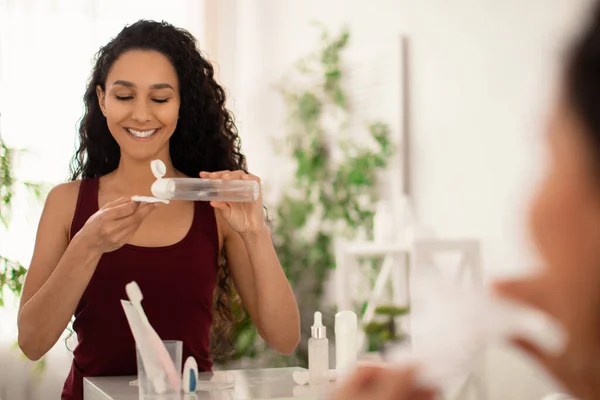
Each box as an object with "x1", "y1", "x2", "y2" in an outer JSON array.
[{"x1": 199, "y1": 170, "x2": 267, "y2": 234}]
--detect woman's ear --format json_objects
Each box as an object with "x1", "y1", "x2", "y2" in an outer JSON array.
[{"x1": 96, "y1": 85, "x2": 107, "y2": 116}]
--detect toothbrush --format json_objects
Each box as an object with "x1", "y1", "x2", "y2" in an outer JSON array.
[
  {"x1": 126, "y1": 281, "x2": 181, "y2": 392},
  {"x1": 121, "y1": 300, "x2": 166, "y2": 393}
]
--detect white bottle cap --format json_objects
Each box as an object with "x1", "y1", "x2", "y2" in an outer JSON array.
[
  {"x1": 149, "y1": 159, "x2": 174, "y2": 199},
  {"x1": 311, "y1": 311, "x2": 326, "y2": 339},
  {"x1": 151, "y1": 159, "x2": 166, "y2": 179}
]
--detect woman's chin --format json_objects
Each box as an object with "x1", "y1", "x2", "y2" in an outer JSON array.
[{"x1": 120, "y1": 148, "x2": 170, "y2": 165}]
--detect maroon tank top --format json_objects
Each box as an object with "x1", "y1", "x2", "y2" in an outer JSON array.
[{"x1": 61, "y1": 177, "x2": 218, "y2": 400}]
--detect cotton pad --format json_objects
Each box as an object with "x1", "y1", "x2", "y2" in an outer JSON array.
[{"x1": 132, "y1": 195, "x2": 170, "y2": 204}]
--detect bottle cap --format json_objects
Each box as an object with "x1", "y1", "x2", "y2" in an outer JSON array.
[
  {"x1": 150, "y1": 159, "x2": 174, "y2": 199},
  {"x1": 151, "y1": 159, "x2": 166, "y2": 179},
  {"x1": 311, "y1": 311, "x2": 327, "y2": 339}
]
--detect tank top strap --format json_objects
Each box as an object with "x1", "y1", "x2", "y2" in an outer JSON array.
[{"x1": 70, "y1": 177, "x2": 100, "y2": 241}]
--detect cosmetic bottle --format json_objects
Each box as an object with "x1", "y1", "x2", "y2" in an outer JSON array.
[
  {"x1": 150, "y1": 159, "x2": 259, "y2": 202},
  {"x1": 308, "y1": 311, "x2": 329, "y2": 386},
  {"x1": 335, "y1": 310, "x2": 358, "y2": 378}
]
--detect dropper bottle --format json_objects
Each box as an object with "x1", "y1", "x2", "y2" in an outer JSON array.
[
  {"x1": 150, "y1": 159, "x2": 260, "y2": 202},
  {"x1": 308, "y1": 311, "x2": 329, "y2": 386}
]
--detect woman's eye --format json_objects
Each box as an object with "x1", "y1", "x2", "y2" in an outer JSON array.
[
  {"x1": 152, "y1": 98, "x2": 169, "y2": 104},
  {"x1": 115, "y1": 95, "x2": 133, "y2": 101}
]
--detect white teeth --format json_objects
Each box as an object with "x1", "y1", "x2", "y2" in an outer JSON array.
[{"x1": 127, "y1": 128, "x2": 157, "y2": 138}]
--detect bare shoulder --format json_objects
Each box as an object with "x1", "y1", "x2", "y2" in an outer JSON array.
[
  {"x1": 45, "y1": 180, "x2": 81, "y2": 208},
  {"x1": 43, "y1": 180, "x2": 82, "y2": 235}
]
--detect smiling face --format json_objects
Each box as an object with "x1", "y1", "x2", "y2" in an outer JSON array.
[{"x1": 96, "y1": 49, "x2": 180, "y2": 163}]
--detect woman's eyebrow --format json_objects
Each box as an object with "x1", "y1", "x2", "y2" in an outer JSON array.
[{"x1": 111, "y1": 80, "x2": 174, "y2": 90}]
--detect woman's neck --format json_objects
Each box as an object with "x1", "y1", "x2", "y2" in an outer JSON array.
[{"x1": 111, "y1": 153, "x2": 177, "y2": 196}]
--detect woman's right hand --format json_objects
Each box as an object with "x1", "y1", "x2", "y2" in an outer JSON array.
[{"x1": 76, "y1": 197, "x2": 159, "y2": 254}]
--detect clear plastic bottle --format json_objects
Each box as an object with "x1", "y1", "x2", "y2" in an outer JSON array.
[
  {"x1": 308, "y1": 311, "x2": 329, "y2": 386},
  {"x1": 150, "y1": 160, "x2": 259, "y2": 202}
]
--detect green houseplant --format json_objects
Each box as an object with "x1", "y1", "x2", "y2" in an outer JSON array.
[
  {"x1": 363, "y1": 305, "x2": 410, "y2": 353},
  {"x1": 0, "y1": 133, "x2": 44, "y2": 307},
  {"x1": 224, "y1": 26, "x2": 395, "y2": 367},
  {"x1": 0, "y1": 119, "x2": 47, "y2": 375}
]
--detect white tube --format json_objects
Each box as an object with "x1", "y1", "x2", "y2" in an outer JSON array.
[{"x1": 335, "y1": 310, "x2": 358, "y2": 379}]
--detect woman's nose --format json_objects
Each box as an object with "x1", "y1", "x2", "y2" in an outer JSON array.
[{"x1": 131, "y1": 100, "x2": 151, "y2": 122}]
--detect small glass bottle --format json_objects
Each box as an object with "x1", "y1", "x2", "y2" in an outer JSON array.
[
  {"x1": 150, "y1": 159, "x2": 259, "y2": 202},
  {"x1": 308, "y1": 311, "x2": 329, "y2": 386}
]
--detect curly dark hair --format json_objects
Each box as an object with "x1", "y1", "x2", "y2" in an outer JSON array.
[
  {"x1": 566, "y1": 1, "x2": 600, "y2": 165},
  {"x1": 69, "y1": 19, "x2": 246, "y2": 361}
]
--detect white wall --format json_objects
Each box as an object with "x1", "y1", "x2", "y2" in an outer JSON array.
[{"x1": 215, "y1": 0, "x2": 593, "y2": 278}]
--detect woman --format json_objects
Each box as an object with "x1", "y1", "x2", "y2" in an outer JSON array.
[
  {"x1": 16, "y1": 20, "x2": 300, "y2": 400},
  {"x1": 334, "y1": 1, "x2": 600, "y2": 399}
]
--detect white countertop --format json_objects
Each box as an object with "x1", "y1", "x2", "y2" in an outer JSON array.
[
  {"x1": 83, "y1": 349, "x2": 566, "y2": 399},
  {"x1": 83, "y1": 367, "x2": 324, "y2": 400}
]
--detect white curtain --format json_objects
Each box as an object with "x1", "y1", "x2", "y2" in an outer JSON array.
[{"x1": 0, "y1": 1, "x2": 207, "y2": 398}]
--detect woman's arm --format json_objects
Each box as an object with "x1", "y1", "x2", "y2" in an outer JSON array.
[
  {"x1": 17, "y1": 182, "x2": 101, "y2": 360},
  {"x1": 222, "y1": 220, "x2": 300, "y2": 355},
  {"x1": 18, "y1": 183, "x2": 157, "y2": 360}
]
